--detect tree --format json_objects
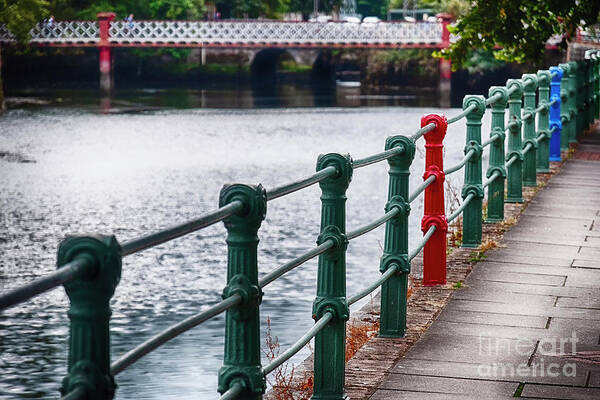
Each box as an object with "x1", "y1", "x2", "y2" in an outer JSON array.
[
  {"x1": 0, "y1": 0, "x2": 49, "y2": 41},
  {"x1": 440, "y1": 0, "x2": 600, "y2": 69},
  {"x1": 0, "y1": 0, "x2": 50, "y2": 111},
  {"x1": 356, "y1": 0, "x2": 386, "y2": 19},
  {"x1": 219, "y1": 0, "x2": 289, "y2": 19},
  {"x1": 287, "y1": 0, "x2": 312, "y2": 20}
]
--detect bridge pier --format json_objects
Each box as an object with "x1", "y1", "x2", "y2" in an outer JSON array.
[
  {"x1": 438, "y1": 13, "x2": 453, "y2": 108},
  {"x1": 97, "y1": 12, "x2": 115, "y2": 95}
]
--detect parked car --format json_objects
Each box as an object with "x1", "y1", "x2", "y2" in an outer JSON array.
[
  {"x1": 342, "y1": 16, "x2": 361, "y2": 24},
  {"x1": 362, "y1": 16, "x2": 381, "y2": 23}
]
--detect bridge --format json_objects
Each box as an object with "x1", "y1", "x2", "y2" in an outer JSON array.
[
  {"x1": 1, "y1": 41, "x2": 599, "y2": 399},
  {"x1": 0, "y1": 15, "x2": 449, "y2": 48},
  {"x1": 0, "y1": 13, "x2": 456, "y2": 93},
  {"x1": 2, "y1": 13, "x2": 599, "y2": 94}
]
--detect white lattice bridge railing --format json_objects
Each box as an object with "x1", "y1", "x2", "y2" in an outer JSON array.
[
  {"x1": 108, "y1": 20, "x2": 443, "y2": 46},
  {"x1": 1, "y1": 20, "x2": 598, "y2": 48},
  {"x1": 0, "y1": 20, "x2": 444, "y2": 47}
]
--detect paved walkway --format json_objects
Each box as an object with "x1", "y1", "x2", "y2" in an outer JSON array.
[{"x1": 370, "y1": 128, "x2": 600, "y2": 399}]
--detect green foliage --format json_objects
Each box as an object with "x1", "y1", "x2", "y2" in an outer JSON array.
[
  {"x1": 463, "y1": 50, "x2": 505, "y2": 75},
  {"x1": 49, "y1": 0, "x2": 203, "y2": 20},
  {"x1": 0, "y1": 0, "x2": 49, "y2": 42},
  {"x1": 441, "y1": 0, "x2": 600, "y2": 69},
  {"x1": 357, "y1": 0, "x2": 387, "y2": 19},
  {"x1": 287, "y1": 0, "x2": 311, "y2": 20},
  {"x1": 220, "y1": 0, "x2": 289, "y2": 18},
  {"x1": 149, "y1": 0, "x2": 204, "y2": 19},
  {"x1": 389, "y1": 0, "x2": 469, "y2": 18}
]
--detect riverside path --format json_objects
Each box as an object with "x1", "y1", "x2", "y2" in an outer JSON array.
[{"x1": 370, "y1": 127, "x2": 600, "y2": 399}]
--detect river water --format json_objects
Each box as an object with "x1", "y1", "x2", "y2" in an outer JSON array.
[{"x1": 0, "y1": 84, "x2": 484, "y2": 399}]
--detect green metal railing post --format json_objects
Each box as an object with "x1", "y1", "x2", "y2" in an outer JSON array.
[
  {"x1": 586, "y1": 57, "x2": 593, "y2": 129},
  {"x1": 485, "y1": 87, "x2": 508, "y2": 222},
  {"x1": 379, "y1": 135, "x2": 415, "y2": 337},
  {"x1": 521, "y1": 74, "x2": 538, "y2": 186},
  {"x1": 58, "y1": 235, "x2": 122, "y2": 399},
  {"x1": 590, "y1": 50, "x2": 600, "y2": 123},
  {"x1": 569, "y1": 60, "x2": 580, "y2": 143},
  {"x1": 461, "y1": 95, "x2": 485, "y2": 247},
  {"x1": 559, "y1": 63, "x2": 571, "y2": 151},
  {"x1": 536, "y1": 70, "x2": 551, "y2": 172},
  {"x1": 596, "y1": 51, "x2": 600, "y2": 120},
  {"x1": 312, "y1": 153, "x2": 352, "y2": 400},
  {"x1": 506, "y1": 79, "x2": 524, "y2": 203},
  {"x1": 218, "y1": 184, "x2": 267, "y2": 399}
]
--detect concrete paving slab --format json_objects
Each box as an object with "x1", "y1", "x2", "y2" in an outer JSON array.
[
  {"x1": 521, "y1": 384, "x2": 600, "y2": 399},
  {"x1": 404, "y1": 333, "x2": 534, "y2": 365},
  {"x1": 452, "y1": 279, "x2": 599, "y2": 298},
  {"x1": 522, "y1": 206, "x2": 596, "y2": 220},
  {"x1": 437, "y1": 308, "x2": 549, "y2": 328},
  {"x1": 445, "y1": 299, "x2": 600, "y2": 320},
  {"x1": 369, "y1": 389, "x2": 508, "y2": 400},
  {"x1": 573, "y1": 259, "x2": 600, "y2": 269},
  {"x1": 483, "y1": 253, "x2": 573, "y2": 267},
  {"x1": 578, "y1": 246, "x2": 600, "y2": 258},
  {"x1": 465, "y1": 269, "x2": 566, "y2": 286},
  {"x1": 390, "y1": 358, "x2": 588, "y2": 386},
  {"x1": 378, "y1": 374, "x2": 519, "y2": 397}
]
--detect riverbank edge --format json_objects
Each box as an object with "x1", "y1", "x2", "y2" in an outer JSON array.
[{"x1": 266, "y1": 140, "x2": 579, "y2": 399}]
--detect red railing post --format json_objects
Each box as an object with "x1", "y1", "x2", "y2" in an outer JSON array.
[
  {"x1": 421, "y1": 114, "x2": 448, "y2": 286},
  {"x1": 97, "y1": 12, "x2": 115, "y2": 95}
]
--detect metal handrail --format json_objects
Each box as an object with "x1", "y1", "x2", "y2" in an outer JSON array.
[
  {"x1": 409, "y1": 175, "x2": 436, "y2": 203},
  {"x1": 259, "y1": 240, "x2": 334, "y2": 288},
  {"x1": 483, "y1": 170, "x2": 502, "y2": 189},
  {"x1": 354, "y1": 145, "x2": 406, "y2": 169},
  {"x1": 219, "y1": 382, "x2": 245, "y2": 400},
  {"x1": 121, "y1": 201, "x2": 244, "y2": 256},
  {"x1": 266, "y1": 166, "x2": 337, "y2": 201},
  {"x1": 0, "y1": 257, "x2": 94, "y2": 311},
  {"x1": 485, "y1": 92, "x2": 503, "y2": 106},
  {"x1": 410, "y1": 122, "x2": 436, "y2": 141},
  {"x1": 444, "y1": 148, "x2": 475, "y2": 175},
  {"x1": 505, "y1": 120, "x2": 519, "y2": 131},
  {"x1": 111, "y1": 294, "x2": 242, "y2": 375},
  {"x1": 348, "y1": 264, "x2": 398, "y2": 305},
  {"x1": 447, "y1": 193, "x2": 475, "y2": 223},
  {"x1": 447, "y1": 102, "x2": 478, "y2": 124},
  {"x1": 347, "y1": 208, "x2": 399, "y2": 240},
  {"x1": 409, "y1": 225, "x2": 436, "y2": 260},
  {"x1": 505, "y1": 153, "x2": 519, "y2": 168},
  {"x1": 481, "y1": 133, "x2": 502, "y2": 148},
  {"x1": 522, "y1": 142, "x2": 534, "y2": 155},
  {"x1": 261, "y1": 311, "x2": 333, "y2": 375}
]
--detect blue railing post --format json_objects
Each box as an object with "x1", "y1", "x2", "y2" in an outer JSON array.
[
  {"x1": 218, "y1": 184, "x2": 267, "y2": 399},
  {"x1": 461, "y1": 95, "x2": 485, "y2": 247},
  {"x1": 58, "y1": 235, "x2": 122, "y2": 399},
  {"x1": 536, "y1": 70, "x2": 551, "y2": 172},
  {"x1": 485, "y1": 87, "x2": 508, "y2": 222},
  {"x1": 506, "y1": 79, "x2": 524, "y2": 203},
  {"x1": 549, "y1": 66, "x2": 563, "y2": 162},
  {"x1": 312, "y1": 153, "x2": 352, "y2": 400},
  {"x1": 379, "y1": 135, "x2": 415, "y2": 337}
]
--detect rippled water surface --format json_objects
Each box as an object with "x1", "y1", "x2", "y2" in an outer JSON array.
[{"x1": 0, "y1": 87, "x2": 486, "y2": 399}]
